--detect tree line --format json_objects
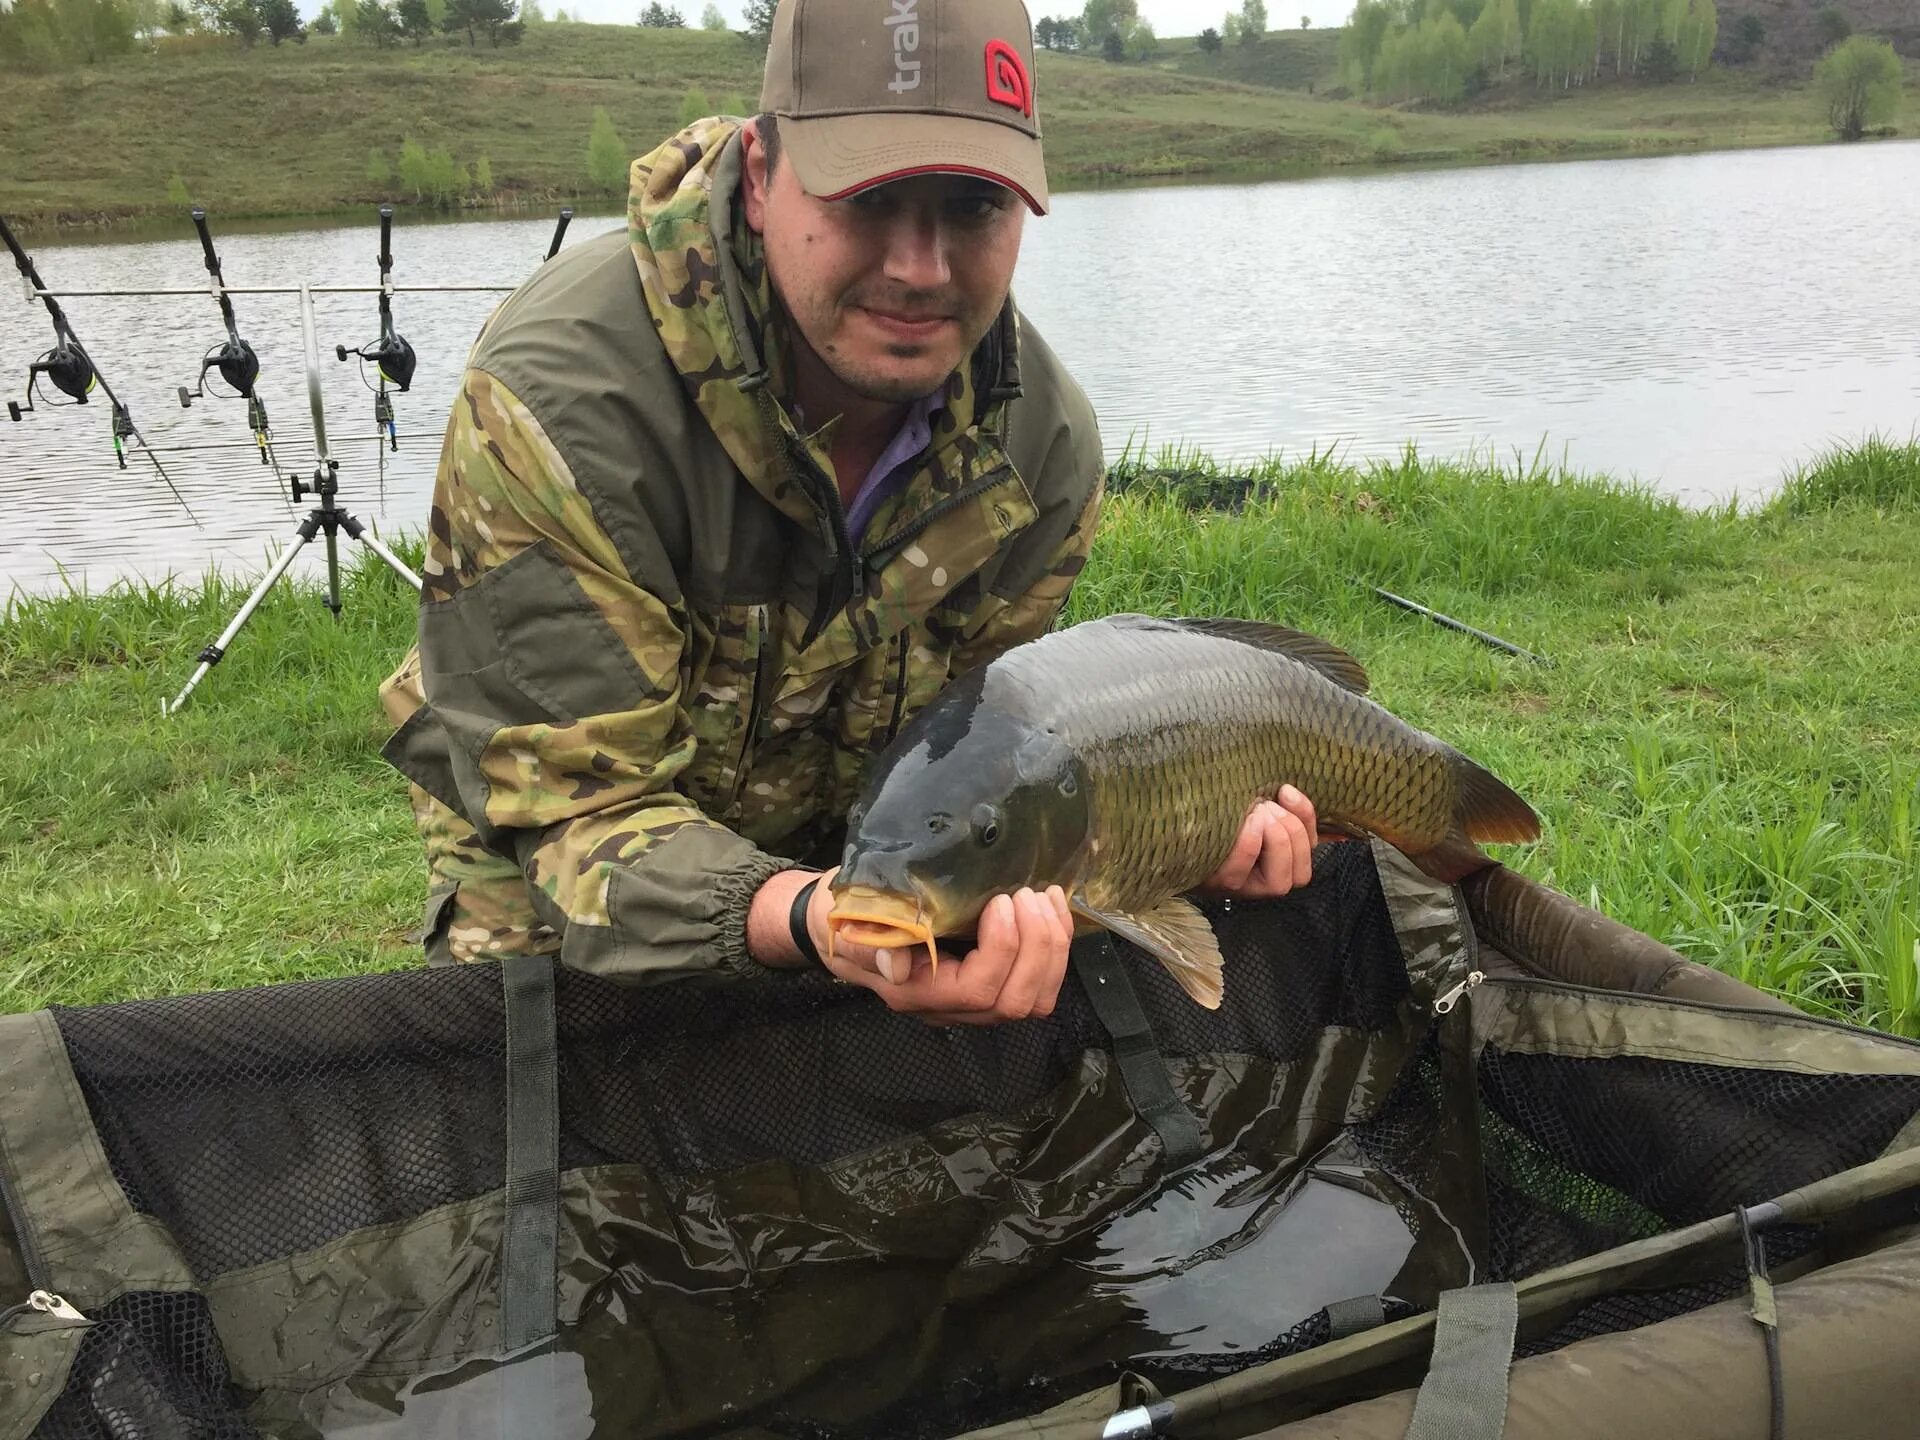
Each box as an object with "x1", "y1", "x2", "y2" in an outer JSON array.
[
  {"x1": 1033, "y1": 0, "x2": 1273, "y2": 63},
  {"x1": 1339, "y1": 0, "x2": 1718, "y2": 100},
  {"x1": 2, "y1": 0, "x2": 745, "y2": 68}
]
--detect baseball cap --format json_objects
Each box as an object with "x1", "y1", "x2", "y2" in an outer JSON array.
[{"x1": 759, "y1": 0, "x2": 1050, "y2": 215}]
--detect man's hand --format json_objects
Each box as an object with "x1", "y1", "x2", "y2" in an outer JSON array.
[
  {"x1": 750, "y1": 868, "x2": 1074, "y2": 1026},
  {"x1": 1200, "y1": 785, "x2": 1335, "y2": 899}
]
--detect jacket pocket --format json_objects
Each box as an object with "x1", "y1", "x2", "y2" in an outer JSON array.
[{"x1": 420, "y1": 539, "x2": 654, "y2": 732}]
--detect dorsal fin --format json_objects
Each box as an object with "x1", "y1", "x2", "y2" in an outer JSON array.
[{"x1": 1164, "y1": 617, "x2": 1371, "y2": 694}]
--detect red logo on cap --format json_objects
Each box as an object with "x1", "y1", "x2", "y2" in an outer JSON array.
[{"x1": 984, "y1": 39, "x2": 1033, "y2": 117}]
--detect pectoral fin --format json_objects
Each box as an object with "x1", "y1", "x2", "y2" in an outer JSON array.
[{"x1": 1071, "y1": 895, "x2": 1226, "y2": 1010}]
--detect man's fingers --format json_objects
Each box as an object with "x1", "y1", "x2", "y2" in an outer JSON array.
[
  {"x1": 1276, "y1": 784, "x2": 1319, "y2": 848},
  {"x1": 946, "y1": 892, "x2": 1019, "y2": 1006},
  {"x1": 830, "y1": 885, "x2": 1079, "y2": 1026},
  {"x1": 1031, "y1": 885, "x2": 1072, "y2": 1017},
  {"x1": 1203, "y1": 806, "x2": 1264, "y2": 893},
  {"x1": 1271, "y1": 806, "x2": 1311, "y2": 890},
  {"x1": 1250, "y1": 805, "x2": 1288, "y2": 894},
  {"x1": 995, "y1": 887, "x2": 1070, "y2": 1020}
]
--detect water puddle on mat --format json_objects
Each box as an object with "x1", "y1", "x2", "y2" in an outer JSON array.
[
  {"x1": 309, "y1": 1339, "x2": 596, "y2": 1437},
  {"x1": 1070, "y1": 1136, "x2": 1420, "y2": 1359}
]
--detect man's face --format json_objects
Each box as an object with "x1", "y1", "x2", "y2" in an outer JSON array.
[{"x1": 742, "y1": 124, "x2": 1028, "y2": 405}]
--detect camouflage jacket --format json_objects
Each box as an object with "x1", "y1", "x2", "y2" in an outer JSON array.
[{"x1": 379, "y1": 119, "x2": 1106, "y2": 985}]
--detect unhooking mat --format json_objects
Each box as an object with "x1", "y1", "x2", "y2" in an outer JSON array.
[{"x1": 4, "y1": 840, "x2": 1919, "y2": 1440}]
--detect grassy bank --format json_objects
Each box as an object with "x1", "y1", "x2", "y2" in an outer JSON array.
[
  {"x1": 3, "y1": 24, "x2": 1913, "y2": 230},
  {"x1": 2, "y1": 435, "x2": 1916, "y2": 1030}
]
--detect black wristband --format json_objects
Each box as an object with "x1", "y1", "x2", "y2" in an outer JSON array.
[{"x1": 789, "y1": 876, "x2": 824, "y2": 969}]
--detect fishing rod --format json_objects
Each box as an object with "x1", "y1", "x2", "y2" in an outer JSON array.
[
  {"x1": 547, "y1": 207, "x2": 574, "y2": 260},
  {"x1": 333, "y1": 206, "x2": 417, "y2": 506},
  {"x1": 1, "y1": 212, "x2": 199, "y2": 524},
  {"x1": 176, "y1": 207, "x2": 286, "y2": 490},
  {"x1": 1357, "y1": 579, "x2": 1552, "y2": 667}
]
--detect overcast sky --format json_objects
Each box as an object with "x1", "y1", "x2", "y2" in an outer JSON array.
[{"x1": 515, "y1": 1, "x2": 1357, "y2": 36}]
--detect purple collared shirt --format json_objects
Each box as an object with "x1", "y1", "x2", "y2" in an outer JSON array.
[{"x1": 842, "y1": 389, "x2": 948, "y2": 545}]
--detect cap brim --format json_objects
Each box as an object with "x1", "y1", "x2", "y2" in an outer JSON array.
[{"x1": 779, "y1": 111, "x2": 1050, "y2": 216}]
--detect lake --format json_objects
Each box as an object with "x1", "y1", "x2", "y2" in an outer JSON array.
[{"x1": 2, "y1": 139, "x2": 1916, "y2": 595}]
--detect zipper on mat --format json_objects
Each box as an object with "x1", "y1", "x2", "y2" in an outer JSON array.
[
  {"x1": 1433, "y1": 969, "x2": 1485, "y2": 1016},
  {"x1": 1486, "y1": 973, "x2": 1920, "y2": 1051},
  {"x1": 0, "y1": 1158, "x2": 52, "y2": 1295},
  {"x1": 0, "y1": 1291, "x2": 89, "y2": 1335},
  {"x1": 0, "y1": 1160, "x2": 89, "y2": 1325}
]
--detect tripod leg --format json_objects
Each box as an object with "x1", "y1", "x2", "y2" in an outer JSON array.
[
  {"x1": 323, "y1": 517, "x2": 344, "y2": 618},
  {"x1": 336, "y1": 512, "x2": 425, "y2": 593},
  {"x1": 165, "y1": 518, "x2": 320, "y2": 715}
]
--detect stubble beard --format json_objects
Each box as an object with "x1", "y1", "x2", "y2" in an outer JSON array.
[{"x1": 823, "y1": 298, "x2": 997, "y2": 404}]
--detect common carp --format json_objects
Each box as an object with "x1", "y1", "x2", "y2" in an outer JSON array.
[{"x1": 827, "y1": 614, "x2": 1539, "y2": 1008}]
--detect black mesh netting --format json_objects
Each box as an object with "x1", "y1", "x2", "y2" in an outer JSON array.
[
  {"x1": 28, "y1": 1292, "x2": 256, "y2": 1440},
  {"x1": 50, "y1": 843, "x2": 1408, "y2": 1278},
  {"x1": 53, "y1": 964, "x2": 511, "y2": 1277},
  {"x1": 1480, "y1": 1046, "x2": 1920, "y2": 1272},
  {"x1": 1480, "y1": 1044, "x2": 1920, "y2": 1356}
]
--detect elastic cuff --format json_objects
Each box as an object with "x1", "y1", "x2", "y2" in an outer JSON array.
[{"x1": 708, "y1": 848, "x2": 801, "y2": 978}]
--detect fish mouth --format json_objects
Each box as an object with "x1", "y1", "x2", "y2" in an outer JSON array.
[{"x1": 827, "y1": 884, "x2": 942, "y2": 976}]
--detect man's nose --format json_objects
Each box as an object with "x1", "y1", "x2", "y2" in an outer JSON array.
[{"x1": 882, "y1": 206, "x2": 952, "y2": 293}]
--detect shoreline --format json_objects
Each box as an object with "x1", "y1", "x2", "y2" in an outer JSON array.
[{"x1": 11, "y1": 129, "x2": 1907, "y2": 241}]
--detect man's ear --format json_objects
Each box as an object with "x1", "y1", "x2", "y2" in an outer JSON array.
[{"x1": 741, "y1": 119, "x2": 770, "y2": 235}]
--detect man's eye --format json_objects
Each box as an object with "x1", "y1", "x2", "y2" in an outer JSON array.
[{"x1": 950, "y1": 196, "x2": 1003, "y2": 222}]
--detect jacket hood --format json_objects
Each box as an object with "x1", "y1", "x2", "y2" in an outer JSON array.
[{"x1": 625, "y1": 118, "x2": 1021, "y2": 527}]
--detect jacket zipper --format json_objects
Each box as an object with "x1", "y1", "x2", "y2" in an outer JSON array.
[
  {"x1": 879, "y1": 635, "x2": 912, "y2": 750},
  {"x1": 730, "y1": 605, "x2": 771, "y2": 807},
  {"x1": 861, "y1": 465, "x2": 1019, "y2": 573},
  {"x1": 787, "y1": 439, "x2": 861, "y2": 651}
]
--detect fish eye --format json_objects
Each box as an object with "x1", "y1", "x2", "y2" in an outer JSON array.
[
  {"x1": 1059, "y1": 774, "x2": 1077, "y2": 797},
  {"x1": 971, "y1": 803, "x2": 1001, "y2": 847}
]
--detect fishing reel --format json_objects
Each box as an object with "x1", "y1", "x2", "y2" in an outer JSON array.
[
  {"x1": 336, "y1": 329, "x2": 413, "y2": 454},
  {"x1": 177, "y1": 208, "x2": 277, "y2": 467},
  {"x1": 8, "y1": 345, "x2": 141, "y2": 471},
  {"x1": 335, "y1": 330, "x2": 417, "y2": 395},
  {"x1": 7, "y1": 337, "x2": 99, "y2": 419},
  {"x1": 180, "y1": 337, "x2": 261, "y2": 405},
  {"x1": 179, "y1": 338, "x2": 276, "y2": 466},
  {"x1": 334, "y1": 207, "x2": 415, "y2": 460}
]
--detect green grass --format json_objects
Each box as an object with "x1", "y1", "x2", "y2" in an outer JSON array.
[
  {"x1": 2, "y1": 435, "x2": 1916, "y2": 1032},
  {"x1": 2, "y1": 24, "x2": 1913, "y2": 230}
]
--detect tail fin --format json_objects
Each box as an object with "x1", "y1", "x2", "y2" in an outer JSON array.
[
  {"x1": 1452, "y1": 754, "x2": 1541, "y2": 845},
  {"x1": 1410, "y1": 757, "x2": 1540, "y2": 883}
]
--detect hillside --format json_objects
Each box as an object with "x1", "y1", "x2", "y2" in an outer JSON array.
[
  {"x1": 1716, "y1": 0, "x2": 1920, "y2": 65},
  {"x1": 0, "y1": 23, "x2": 1910, "y2": 231}
]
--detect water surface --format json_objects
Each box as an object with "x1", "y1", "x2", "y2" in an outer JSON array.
[{"x1": 3, "y1": 140, "x2": 1916, "y2": 594}]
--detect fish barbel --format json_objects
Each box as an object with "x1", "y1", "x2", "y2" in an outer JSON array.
[{"x1": 828, "y1": 615, "x2": 1540, "y2": 1007}]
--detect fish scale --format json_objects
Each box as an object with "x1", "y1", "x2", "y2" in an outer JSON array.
[{"x1": 992, "y1": 620, "x2": 1461, "y2": 913}]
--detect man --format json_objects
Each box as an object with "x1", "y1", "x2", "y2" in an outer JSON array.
[{"x1": 379, "y1": 0, "x2": 1324, "y2": 1025}]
